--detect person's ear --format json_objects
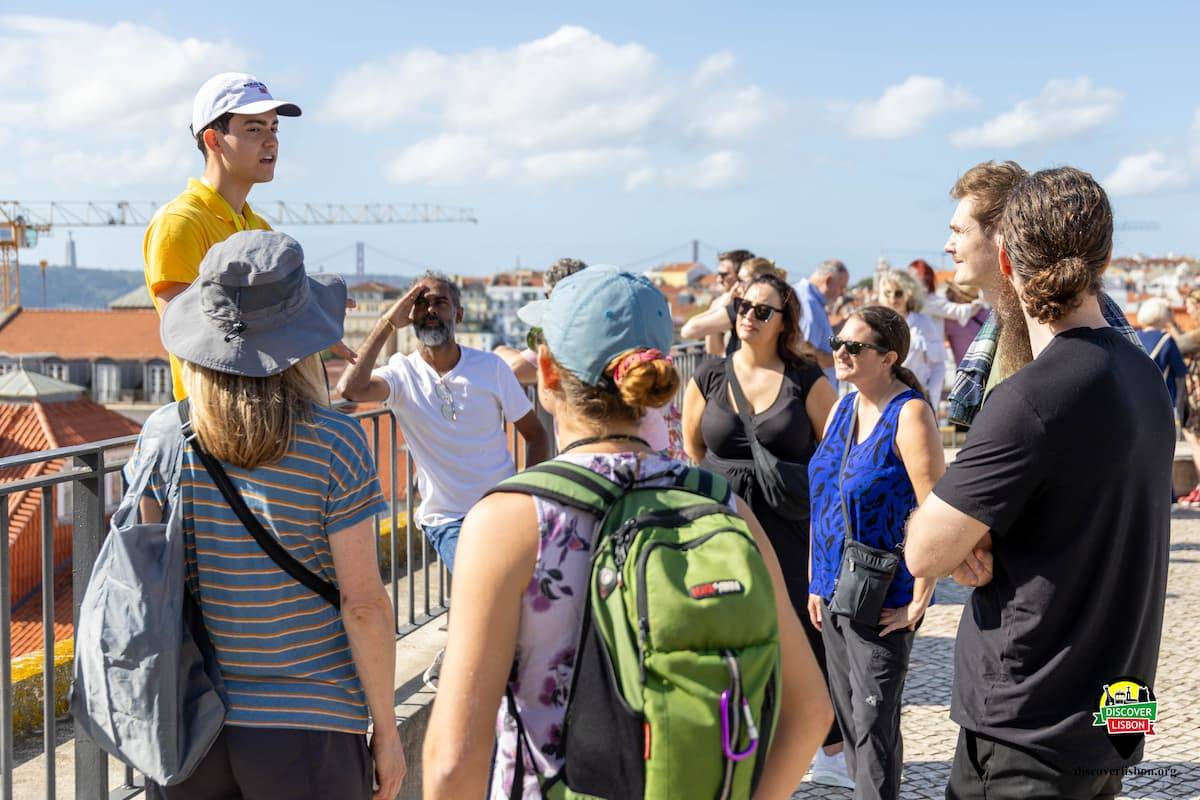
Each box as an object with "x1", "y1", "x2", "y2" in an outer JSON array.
[
  {"x1": 538, "y1": 346, "x2": 561, "y2": 391},
  {"x1": 202, "y1": 128, "x2": 223, "y2": 159},
  {"x1": 998, "y1": 239, "x2": 1014, "y2": 278}
]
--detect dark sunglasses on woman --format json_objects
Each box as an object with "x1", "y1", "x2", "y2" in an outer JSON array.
[
  {"x1": 828, "y1": 335, "x2": 889, "y2": 356},
  {"x1": 734, "y1": 298, "x2": 784, "y2": 322}
]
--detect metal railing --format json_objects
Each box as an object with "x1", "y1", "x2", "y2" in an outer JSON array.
[{"x1": 0, "y1": 341, "x2": 707, "y2": 800}]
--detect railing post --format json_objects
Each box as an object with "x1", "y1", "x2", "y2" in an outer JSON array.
[
  {"x1": 41, "y1": 494, "x2": 56, "y2": 800},
  {"x1": 1, "y1": 496, "x2": 13, "y2": 800},
  {"x1": 72, "y1": 453, "x2": 108, "y2": 800}
]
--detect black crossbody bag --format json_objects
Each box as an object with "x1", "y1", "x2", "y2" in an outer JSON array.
[
  {"x1": 828, "y1": 397, "x2": 902, "y2": 626},
  {"x1": 177, "y1": 401, "x2": 340, "y2": 608},
  {"x1": 724, "y1": 360, "x2": 811, "y2": 521}
]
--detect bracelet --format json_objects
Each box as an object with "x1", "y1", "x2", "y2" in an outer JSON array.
[{"x1": 383, "y1": 317, "x2": 398, "y2": 331}]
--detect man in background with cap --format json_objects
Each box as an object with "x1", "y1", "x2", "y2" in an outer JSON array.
[{"x1": 144, "y1": 72, "x2": 301, "y2": 401}]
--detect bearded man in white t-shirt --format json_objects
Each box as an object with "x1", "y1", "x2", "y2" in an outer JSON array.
[{"x1": 338, "y1": 271, "x2": 550, "y2": 575}]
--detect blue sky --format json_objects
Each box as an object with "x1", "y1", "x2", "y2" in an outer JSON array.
[{"x1": 4, "y1": 2, "x2": 1198, "y2": 281}]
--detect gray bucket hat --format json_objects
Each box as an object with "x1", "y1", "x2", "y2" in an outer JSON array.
[{"x1": 161, "y1": 230, "x2": 346, "y2": 377}]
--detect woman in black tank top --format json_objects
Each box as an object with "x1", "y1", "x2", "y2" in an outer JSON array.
[{"x1": 682, "y1": 273, "x2": 845, "y2": 772}]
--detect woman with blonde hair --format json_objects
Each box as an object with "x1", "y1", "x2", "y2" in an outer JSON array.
[
  {"x1": 136, "y1": 231, "x2": 404, "y2": 800},
  {"x1": 877, "y1": 269, "x2": 942, "y2": 403},
  {"x1": 423, "y1": 265, "x2": 834, "y2": 799}
]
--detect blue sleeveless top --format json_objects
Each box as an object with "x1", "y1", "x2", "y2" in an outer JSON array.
[{"x1": 807, "y1": 389, "x2": 931, "y2": 609}]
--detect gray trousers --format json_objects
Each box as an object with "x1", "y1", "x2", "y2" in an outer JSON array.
[{"x1": 820, "y1": 599, "x2": 914, "y2": 800}]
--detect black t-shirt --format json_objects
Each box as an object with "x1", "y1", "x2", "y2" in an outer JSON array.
[
  {"x1": 934, "y1": 327, "x2": 1173, "y2": 769},
  {"x1": 694, "y1": 356, "x2": 825, "y2": 463},
  {"x1": 724, "y1": 302, "x2": 741, "y2": 357}
]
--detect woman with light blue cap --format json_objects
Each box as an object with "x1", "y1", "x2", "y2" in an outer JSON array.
[{"x1": 422, "y1": 265, "x2": 833, "y2": 799}]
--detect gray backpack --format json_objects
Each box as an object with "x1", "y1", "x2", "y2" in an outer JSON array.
[{"x1": 70, "y1": 404, "x2": 227, "y2": 785}]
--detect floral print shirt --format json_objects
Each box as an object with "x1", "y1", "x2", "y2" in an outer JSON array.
[{"x1": 489, "y1": 451, "x2": 719, "y2": 799}]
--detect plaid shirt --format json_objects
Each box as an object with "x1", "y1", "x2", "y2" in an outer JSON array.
[{"x1": 946, "y1": 291, "x2": 1143, "y2": 428}]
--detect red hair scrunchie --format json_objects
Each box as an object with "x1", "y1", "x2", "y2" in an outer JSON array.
[{"x1": 613, "y1": 348, "x2": 671, "y2": 384}]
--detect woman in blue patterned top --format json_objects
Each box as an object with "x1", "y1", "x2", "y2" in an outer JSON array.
[{"x1": 806, "y1": 305, "x2": 945, "y2": 800}]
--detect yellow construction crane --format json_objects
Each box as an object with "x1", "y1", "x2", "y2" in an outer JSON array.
[{"x1": 0, "y1": 200, "x2": 478, "y2": 307}]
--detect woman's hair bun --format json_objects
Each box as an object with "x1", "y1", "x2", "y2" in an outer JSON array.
[{"x1": 610, "y1": 349, "x2": 679, "y2": 409}]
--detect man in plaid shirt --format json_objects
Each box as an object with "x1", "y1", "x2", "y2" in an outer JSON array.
[{"x1": 944, "y1": 161, "x2": 1142, "y2": 428}]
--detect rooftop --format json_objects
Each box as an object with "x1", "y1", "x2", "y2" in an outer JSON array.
[
  {"x1": 0, "y1": 369, "x2": 86, "y2": 402},
  {"x1": 0, "y1": 308, "x2": 167, "y2": 361}
]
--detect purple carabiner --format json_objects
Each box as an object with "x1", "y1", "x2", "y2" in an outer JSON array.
[{"x1": 719, "y1": 690, "x2": 760, "y2": 761}]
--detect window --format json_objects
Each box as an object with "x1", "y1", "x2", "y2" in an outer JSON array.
[
  {"x1": 55, "y1": 482, "x2": 72, "y2": 523},
  {"x1": 146, "y1": 363, "x2": 171, "y2": 403},
  {"x1": 0, "y1": 362, "x2": 14, "y2": 376},
  {"x1": 44, "y1": 362, "x2": 68, "y2": 382},
  {"x1": 94, "y1": 362, "x2": 120, "y2": 403}
]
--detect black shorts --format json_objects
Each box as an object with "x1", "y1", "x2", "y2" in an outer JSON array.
[{"x1": 148, "y1": 725, "x2": 373, "y2": 800}]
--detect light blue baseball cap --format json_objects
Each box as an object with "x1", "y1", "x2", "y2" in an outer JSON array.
[{"x1": 517, "y1": 264, "x2": 673, "y2": 385}]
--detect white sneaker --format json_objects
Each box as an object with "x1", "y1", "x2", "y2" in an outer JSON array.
[
  {"x1": 422, "y1": 648, "x2": 445, "y2": 691},
  {"x1": 809, "y1": 749, "x2": 855, "y2": 789}
]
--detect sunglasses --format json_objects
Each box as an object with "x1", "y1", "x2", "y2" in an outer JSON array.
[
  {"x1": 829, "y1": 336, "x2": 889, "y2": 356},
  {"x1": 734, "y1": 298, "x2": 784, "y2": 322},
  {"x1": 883, "y1": 289, "x2": 907, "y2": 300},
  {"x1": 433, "y1": 377, "x2": 457, "y2": 422},
  {"x1": 526, "y1": 326, "x2": 544, "y2": 351}
]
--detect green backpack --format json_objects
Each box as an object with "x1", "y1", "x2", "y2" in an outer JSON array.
[{"x1": 491, "y1": 460, "x2": 782, "y2": 800}]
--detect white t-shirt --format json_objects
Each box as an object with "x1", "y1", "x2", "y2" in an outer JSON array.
[{"x1": 373, "y1": 347, "x2": 533, "y2": 526}]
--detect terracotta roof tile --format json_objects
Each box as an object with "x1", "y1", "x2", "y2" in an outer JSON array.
[
  {"x1": 0, "y1": 308, "x2": 167, "y2": 361},
  {"x1": 10, "y1": 568, "x2": 73, "y2": 658}
]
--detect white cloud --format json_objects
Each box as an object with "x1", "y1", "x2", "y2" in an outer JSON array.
[
  {"x1": 0, "y1": 15, "x2": 248, "y2": 191},
  {"x1": 0, "y1": 15, "x2": 245, "y2": 130},
  {"x1": 387, "y1": 134, "x2": 512, "y2": 187},
  {"x1": 831, "y1": 76, "x2": 976, "y2": 139},
  {"x1": 1104, "y1": 151, "x2": 1190, "y2": 197},
  {"x1": 950, "y1": 77, "x2": 1121, "y2": 148},
  {"x1": 693, "y1": 51, "x2": 735, "y2": 86},
  {"x1": 326, "y1": 26, "x2": 779, "y2": 188},
  {"x1": 622, "y1": 151, "x2": 745, "y2": 192}
]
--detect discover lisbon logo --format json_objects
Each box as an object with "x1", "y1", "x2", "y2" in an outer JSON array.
[{"x1": 1093, "y1": 678, "x2": 1158, "y2": 736}]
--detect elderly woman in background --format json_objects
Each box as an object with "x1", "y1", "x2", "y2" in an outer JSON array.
[
  {"x1": 877, "y1": 269, "x2": 941, "y2": 403},
  {"x1": 942, "y1": 282, "x2": 990, "y2": 365},
  {"x1": 1175, "y1": 291, "x2": 1200, "y2": 505},
  {"x1": 1135, "y1": 298, "x2": 1187, "y2": 420}
]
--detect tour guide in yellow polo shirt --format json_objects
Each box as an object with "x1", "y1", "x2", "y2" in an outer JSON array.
[{"x1": 144, "y1": 72, "x2": 300, "y2": 400}]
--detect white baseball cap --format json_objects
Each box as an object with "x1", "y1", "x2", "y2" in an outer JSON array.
[{"x1": 191, "y1": 72, "x2": 301, "y2": 137}]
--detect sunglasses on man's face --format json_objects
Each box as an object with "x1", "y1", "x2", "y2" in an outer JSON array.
[
  {"x1": 734, "y1": 298, "x2": 784, "y2": 323},
  {"x1": 829, "y1": 336, "x2": 889, "y2": 356}
]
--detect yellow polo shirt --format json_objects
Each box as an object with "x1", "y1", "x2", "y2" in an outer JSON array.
[{"x1": 143, "y1": 179, "x2": 272, "y2": 400}]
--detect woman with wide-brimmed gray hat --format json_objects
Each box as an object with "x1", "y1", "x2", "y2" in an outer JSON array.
[{"x1": 138, "y1": 230, "x2": 404, "y2": 800}]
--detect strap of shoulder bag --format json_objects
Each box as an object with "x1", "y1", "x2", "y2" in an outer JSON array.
[
  {"x1": 177, "y1": 401, "x2": 341, "y2": 609},
  {"x1": 838, "y1": 395, "x2": 859, "y2": 544},
  {"x1": 724, "y1": 358, "x2": 772, "y2": 466},
  {"x1": 1150, "y1": 333, "x2": 1170, "y2": 361}
]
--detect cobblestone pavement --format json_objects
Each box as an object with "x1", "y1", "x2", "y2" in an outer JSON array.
[{"x1": 792, "y1": 508, "x2": 1200, "y2": 800}]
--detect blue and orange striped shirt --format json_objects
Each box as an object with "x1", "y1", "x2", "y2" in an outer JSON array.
[{"x1": 138, "y1": 403, "x2": 386, "y2": 734}]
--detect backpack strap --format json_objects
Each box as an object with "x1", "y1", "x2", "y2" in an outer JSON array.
[
  {"x1": 177, "y1": 401, "x2": 342, "y2": 609},
  {"x1": 488, "y1": 460, "x2": 625, "y2": 518},
  {"x1": 490, "y1": 460, "x2": 732, "y2": 515},
  {"x1": 677, "y1": 465, "x2": 732, "y2": 505}
]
